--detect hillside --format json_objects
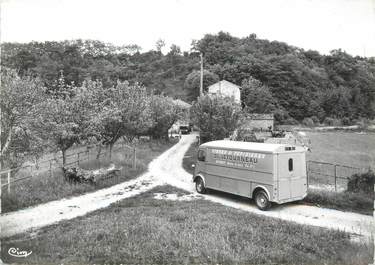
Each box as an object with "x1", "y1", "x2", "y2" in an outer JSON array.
[{"x1": 2, "y1": 32, "x2": 375, "y2": 123}]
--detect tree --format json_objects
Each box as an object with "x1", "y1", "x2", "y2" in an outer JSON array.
[
  {"x1": 31, "y1": 77, "x2": 96, "y2": 166},
  {"x1": 155, "y1": 39, "x2": 165, "y2": 54},
  {"x1": 0, "y1": 69, "x2": 45, "y2": 169},
  {"x1": 184, "y1": 70, "x2": 219, "y2": 101},
  {"x1": 167, "y1": 44, "x2": 182, "y2": 80},
  {"x1": 241, "y1": 77, "x2": 278, "y2": 113},
  {"x1": 92, "y1": 81, "x2": 153, "y2": 159},
  {"x1": 191, "y1": 95, "x2": 242, "y2": 143},
  {"x1": 148, "y1": 95, "x2": 183, "y2": 140}
]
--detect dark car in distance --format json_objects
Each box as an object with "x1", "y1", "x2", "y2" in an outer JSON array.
[{"x1": 179, "y1": 126, "x2": 190, "y2": 134}]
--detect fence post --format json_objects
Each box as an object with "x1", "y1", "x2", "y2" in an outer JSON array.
[
  {"x1": 77, "y1": 152, "x2": 80, "y2": 166},
  {"x1": 7, "y1": 171, "x2": 11, "y2": 194},
  {"x1": 133, "y1": 147, "x2": 136, "y2": 170},
  {"x1": 334, "y1": 164, "x2": 337, "y2": 192},
  {"x1": 0, "y1": 172, "x2": 2, "y2": 213},
  {"x1": 306, "y1": 162, "x2": 309, "y2": 189},
  {"x1": 49, "y1": 160, "x2": 53, "y2": 177}
]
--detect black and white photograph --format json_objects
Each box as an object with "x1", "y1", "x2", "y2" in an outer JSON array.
[{"x1": 0, "y1": 0, "x2": 374, "y2": 264}]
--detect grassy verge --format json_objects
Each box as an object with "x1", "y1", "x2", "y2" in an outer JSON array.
[
  {"x1": 2, "y1": 140, "x2": 177, "y2": 213},
  {"x1": 2, "y1": 185, "x2": 372, "y2": 265},
  {"x1": 303, "y1": 189, "x2": 373, "y2": 215}
]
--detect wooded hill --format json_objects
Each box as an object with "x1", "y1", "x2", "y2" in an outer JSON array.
[{"x1": 2, "y1": 31, "x2": 375, "y2": 124}]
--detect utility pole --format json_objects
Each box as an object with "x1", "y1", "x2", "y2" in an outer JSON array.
[
  {"x1": 200, "y1": 52, "x2": 203, "y2": 97},
  {"x1": 0, "y1": 0, "x2": 3, "y2": 215}
]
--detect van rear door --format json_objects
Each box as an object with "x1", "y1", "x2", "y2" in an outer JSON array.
[{"x1": 277, "y1": 152, "x2": 306, "y2": 200}]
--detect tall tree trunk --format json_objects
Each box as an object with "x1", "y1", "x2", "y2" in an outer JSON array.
[
  {"x1": 109, "y1": 143, "x2": 113, "y2": 161},
  {"x1": 62, "y1": 149, "x2": 67, "y2": 167},
  {"x1": 96, "y1": 144, "x2": 102, "y2": 160}
]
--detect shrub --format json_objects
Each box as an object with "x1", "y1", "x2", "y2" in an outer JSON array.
[
  {"x1": 323, "y1": 117, "x2": 341, "y2": 126},
  {"x1": 310, "y1": 116, "x2": 320, "y2": 125},
  {"x1": 191, "y1": 95, "x2": 242, "y2": 143},
  {"x1": 302, "y1": 117, "x2": 314, "y2": 127},
  {"x1": 341, "y1": 117, "x2": 351, "y2": 126},
  {"x1": 283, "y1": 117, "x2": 299, "y2": 125},
  {"x1": 347, "y1": 170, "x2": 374, "y2": 194},
  {"x1": 354, "y1": 118, "x2": 369, "y2": 129}
]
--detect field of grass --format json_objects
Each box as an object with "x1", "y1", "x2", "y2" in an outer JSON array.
[
  {"x1": 2, "y1": 185, "x2": 372, "y2": 265},
  {"x1": 1, "y1": 140, "x2": 176, "y2": 213},
  {"x1": 305, "y1": 131, "x2": 375, "y2": 168}
]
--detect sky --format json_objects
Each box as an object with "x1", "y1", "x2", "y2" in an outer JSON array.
[{"x1": 1, "y1": 0, "x2": 375, "y2": 57}]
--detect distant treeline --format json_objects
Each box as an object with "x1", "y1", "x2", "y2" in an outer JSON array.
[{"x1": 2, "y1": 32, "x2": 375, "y2": 123}]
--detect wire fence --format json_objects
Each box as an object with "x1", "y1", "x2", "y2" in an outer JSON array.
[
  {"x1": 0, "y1": 142, "x2": 136, "y2": 195},
  {"x1": 307, "y1": 160, "x2": 369, "y2": 191}
]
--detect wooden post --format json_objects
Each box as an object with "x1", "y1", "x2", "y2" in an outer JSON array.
[
  {"x1": 7, "y1": 170, "x2": 10, "y2": 194},
  {"x1": 133, "y1": 147, "x2": 136, "y2": 170},
  {"x1": 334, "y1": 164, "x2": 337, "y2": 192},
  {"x1": 77, "y1": 152, "x2": 80, "y2": 166},
  {"x1": 200, "y1": 53, "x2": 203, "y2": 97},
  {"x1": 373, "y1": 182, "x2": 375, "y2": 265},
  {"x1": 306, "y1": 162, "x2": 309, "y2": 189},
  {"x1": 0, "y1": 172, "x2": 2, "y2": 213},
  {"x1": 49, "y1": 160, "x2": 53, "y2": 177}
]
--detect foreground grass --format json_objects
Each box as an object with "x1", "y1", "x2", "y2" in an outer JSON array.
[
  {"x1": 2, "y1": 140, "x2": 176, "y2": 213},
  {"x1": 182, "y1": 142, "x2": 373, "y2": 215},
  {"x1": 2, "y1": 185, "x2": 372, "y2": 265}
]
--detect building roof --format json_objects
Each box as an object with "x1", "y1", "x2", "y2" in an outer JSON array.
[
  {"x1": 245, "y1": 113, "x2": 274, "y2": 120},
  {"x1": 208, "y1": 80, "x2": 240, "y2": 90},
  {"x1": 200, "y1": 140, "x2": 305, "y2": 153},
  {"x1": 173, "y1": 99, "x2": 191, "y2": 109}
]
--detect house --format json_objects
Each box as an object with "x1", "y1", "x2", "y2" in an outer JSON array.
[{"x1": 207, "y1": 80, "x2": 241, "y2": 104}]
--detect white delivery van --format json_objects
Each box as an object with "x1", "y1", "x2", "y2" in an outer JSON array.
[{"x1": 192, "y1": 140, "x2": 307, "y2": 210}]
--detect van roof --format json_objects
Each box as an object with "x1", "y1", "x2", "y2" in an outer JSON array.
[{"x1": 200, "y1": 140, "x2": 305, "y2": 153}]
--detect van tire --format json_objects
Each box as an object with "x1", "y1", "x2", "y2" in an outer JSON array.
[
  {"x1": 254, "y1": 190, "x2": 271, "y2": 210},
  {"x1": 195, "y1": 177, "x2": 206, "y2": 194}
]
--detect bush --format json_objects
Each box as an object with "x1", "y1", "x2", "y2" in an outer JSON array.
[
  {"x1": 323, "y1": 117, "x2": 341, "y2": 126},
  {"x1": 191, "y1": 95, "x2": 242, "y2": 143},
  {"x1": 341, "y1": 117, "x2": 351, "y2": 126},
  {"x1": 354, "y1": 118, "x2": 369, "y2": 129},
  {"x1": 283, "y1": 117, "x2": 299, "y2": 125},
  {"x1": 347, "y1": 170, "x2": 374, "y2": 194},
  {"x1": 310, "y1": 116, "x2": 320, "y2": 125},
  {"x1": 302, "y1": 117, "x2": 314, "y2": 127}
]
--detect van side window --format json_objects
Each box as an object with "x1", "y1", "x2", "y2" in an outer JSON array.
[
  {"x1": 198, "y1": 150, "x2": 206, "y2": 162},
  {"x1": 288, "y1": 158, "x2": 293, "y2": 171}
]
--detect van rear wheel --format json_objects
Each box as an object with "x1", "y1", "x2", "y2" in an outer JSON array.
[
  {"x1": 195, "y1": 177, "x2": 206, "y2": 194},
  {"x1": 255, "y1": 190, "x2": 271, "y2": 210}
]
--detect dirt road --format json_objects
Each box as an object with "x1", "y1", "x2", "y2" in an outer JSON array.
[{"x1": 1, "y1": 134, "x2": 373, "y2": 241}]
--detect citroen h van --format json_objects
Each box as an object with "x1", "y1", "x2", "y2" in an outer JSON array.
[{"x1": 192, "y1": 140, "x2": 307, "y2": 210}]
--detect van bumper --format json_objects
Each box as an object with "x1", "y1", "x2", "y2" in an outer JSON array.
[{"x1": 274, "y1": 193, "x2": 307, "y2": 204}]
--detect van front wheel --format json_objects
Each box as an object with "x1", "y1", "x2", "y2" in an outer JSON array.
[
  {"x1": 195, "y1": 177, "x2": 206, "y2": 194},
  {"x1": 255, "y1": 190, "x2": 271, "y2": 210}
]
